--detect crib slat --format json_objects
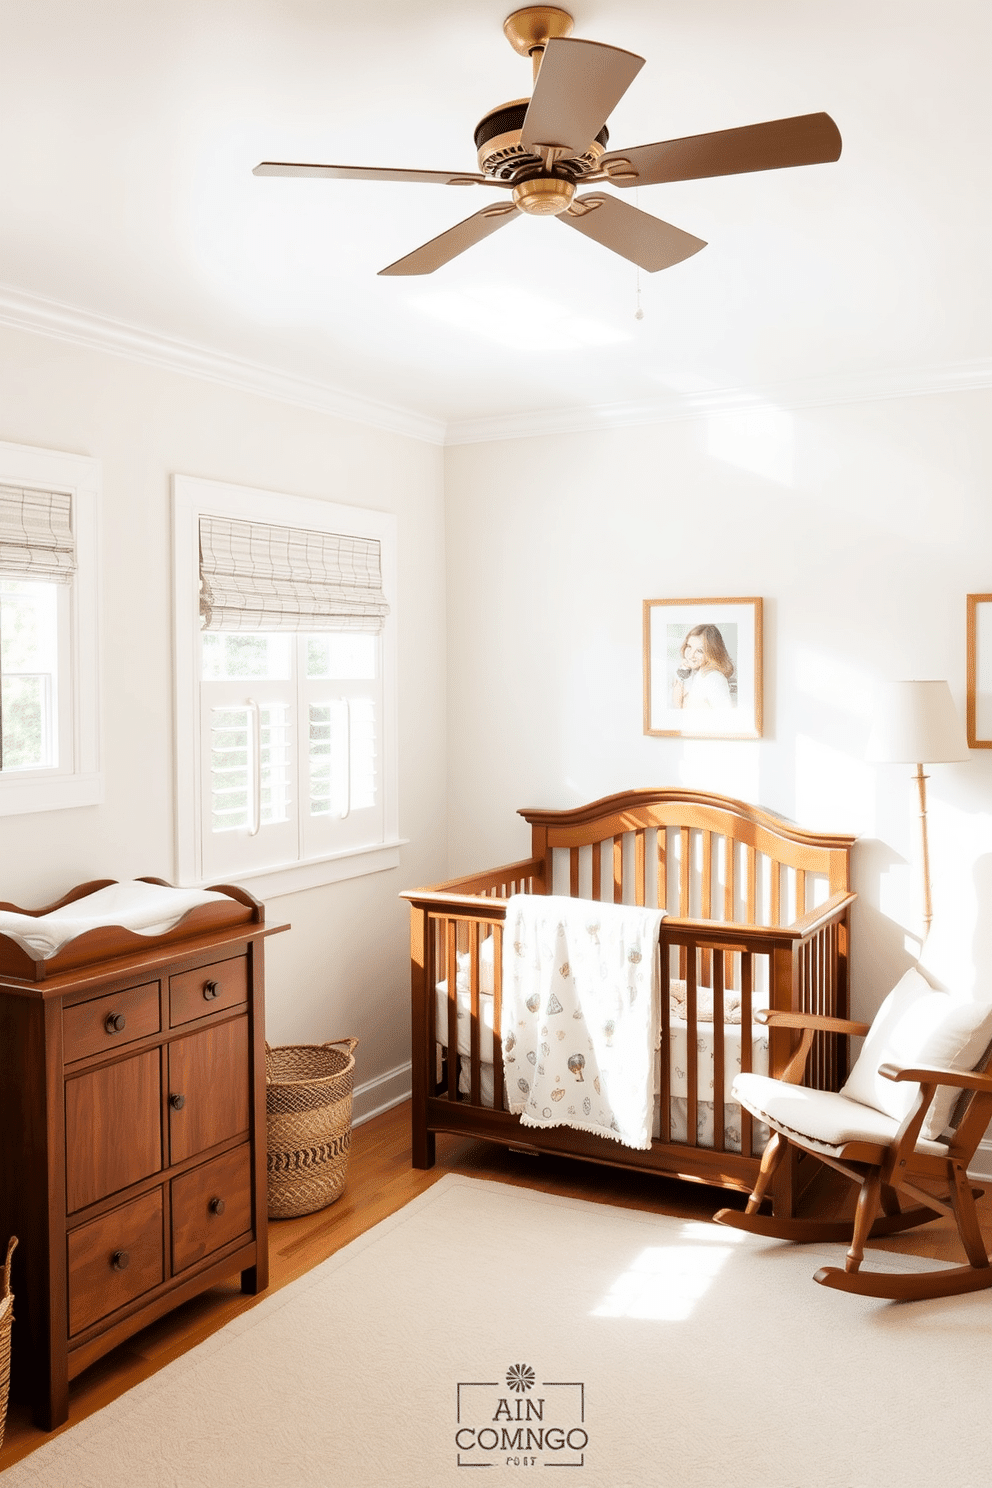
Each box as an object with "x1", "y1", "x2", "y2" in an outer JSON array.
[
  {"x1": 445, "y1": 918, "x2": 459, "y2": 1100},
  {"x1": 702, "y1": 831, "x2": 713, "y2": 918},
  {"x1": 723, "y1": 838, "x2": 736, "y2": 990},
  {"x1": 745, "y1": 845, "x2": 757, "y2": 924},
  {"x1": 468, "y1": 919, "x2": 481, "y2": 1106},
  {"x1": 795, "y1": 868, "x2": 807, "y2": 921},
  {"x1": 739, "y1": 952, "x2": 754, "y2": 1157},
  {"x1": 660, "y1": 942, "x2": 672, "y2": 1144},
  {"x1": 634, "y1": 829, "x2": 646, "y2": 907},
  {"x1": 724, "y1": 837, "x2": 735, "y2": 921},
  {"x1": 657, "y1": 829, "x2": 668, "y2": 911},
  {"x1": 770, "y1": 860, "x2": 781, "y2": 926},
  {"x1": 712, "y1": 951, "x2": 725, "y2": 1153},
  {"x1": 701, "y1": 832, "x2": 713, "y2": 987},
  {"x1": 569, "y1": 847, "x2": 580, "y2": 900},
  {"x1": 591, "y1": 840, "x2": 602, "y2": 902},
  {"x1": 679, "y1": 828, "x2": 690, "y2": 917},
  {"x1": 613, "y1": 836, "x2": 623, "y2": 904},
  {"x1": 678, "y1": 829, "x2": 691, "y2": 981},
  {"x1": 686, "y1": 947, "x2": 698, "y2": 1146},
  {"x1": 492, "y1": 921, "x2": 505, "y2": 1113}
]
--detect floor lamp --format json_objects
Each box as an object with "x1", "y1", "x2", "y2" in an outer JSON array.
[{"x1": 866, "y1": 680, "x2": 970, "y2": 939}]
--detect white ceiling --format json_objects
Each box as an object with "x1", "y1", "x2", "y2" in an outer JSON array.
[{"x1": 0, "y1": 1, "x2": 988, "y2": 440}]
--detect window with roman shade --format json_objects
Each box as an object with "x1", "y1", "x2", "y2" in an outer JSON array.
[
  {"x1": 198, "y1": 515, "x2": 388, "y2": 634},
  {"x1": 174, "y1": 476, "x2": 400, "y2": 892},
  {"x1": 0, "y1": 484, "x2": 76, "y2": 582},
  {"x1": 0, "y1": 445, "x2": 101, "y2": 817}
]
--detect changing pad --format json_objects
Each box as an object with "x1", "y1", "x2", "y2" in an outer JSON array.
[{"x1": 0, "y1": 881, "x2": 236, "y2": 960}]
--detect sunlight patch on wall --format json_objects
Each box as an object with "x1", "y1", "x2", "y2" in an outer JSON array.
[
  {"x1": 408, "y1": 285, "x2": 634, "y2": 352},
  {"x1": 878, "y1": 859, "x2": 913, "y2": 931},
  {"x1": 678, "y1": 740, "x2": 760, "y2": 804},
  {"x1": 792, "y1": 648, "x2": 875, "y2": 717},
  {"x1": 591, "y1": 1223, "x2": 744, "y2": 1322},
  {"x1": 706, "y1": 406, "x2": 795, "y2": 488},
  {"x1": 794, "y1": 733, "x2": 875, "y2": 835}
]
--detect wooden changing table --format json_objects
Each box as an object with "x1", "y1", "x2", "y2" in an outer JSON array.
[{"x1": 0, "y1": 878, "x2": 288, "y2": 1429}]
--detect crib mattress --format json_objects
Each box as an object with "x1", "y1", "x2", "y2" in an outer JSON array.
[
  {"x1": 434, "y1": 979, "x2": 769, "y2": 1099},
  {"x1": 435, "y1": 974, "x2": 770, "y2": 1155}
]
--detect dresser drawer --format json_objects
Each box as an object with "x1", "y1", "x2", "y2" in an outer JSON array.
[
  {"x1": 68, "y1": 1188, "x2": 164, "y2": 1337},
  {"x1": 171, "y1": 1144, "x2": 252, "y2": 1273},
  {"x1": 63, "y1": 980, "x2": 161, "y2": 1064},
  {"x1": 65, "y1": 1049, "x2": 162, "y2": 1213},
  {"x1": 170, "y1": 956, "x2": 247, "y2": 1027}
]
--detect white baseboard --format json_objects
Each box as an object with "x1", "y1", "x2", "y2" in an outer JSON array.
[
  {"x1": 352, "y1": 1061, "x2": 412, "y2": 1127},
  {"x1": 968, "y1": 1139, "x2": 992, "y2": 1183}
]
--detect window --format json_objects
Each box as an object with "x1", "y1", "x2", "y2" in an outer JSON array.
[
  {"x1": 0, "y1": 443, "x2": 100, "y2": 816},
  {"x1": 173, "y1": 476, "x2": 400, "y2": 894}
]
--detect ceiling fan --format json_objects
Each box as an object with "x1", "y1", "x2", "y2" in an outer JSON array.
[{"x1": 253, "y1": 5, "x2": 842, "y2": 278}]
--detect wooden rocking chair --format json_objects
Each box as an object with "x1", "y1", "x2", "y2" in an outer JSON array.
[{"x1": 714, "y1": 968, "x2": 992, "y2": 1300}]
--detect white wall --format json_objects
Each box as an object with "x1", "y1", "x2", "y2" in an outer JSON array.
[
  {"x1": 444, "y1": 389, "x2": 992, "y2": 1021},
  {"x1": 0, "y1": 324, "x2": 447, "y2": 1105}
]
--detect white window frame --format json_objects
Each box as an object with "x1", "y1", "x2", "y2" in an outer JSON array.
[
  {"x1": 173, "y1": 474, "x2": 402, "y2": 896},
  {"x1": 0, "y1": 441, "x2": 101, "y2": 816}
]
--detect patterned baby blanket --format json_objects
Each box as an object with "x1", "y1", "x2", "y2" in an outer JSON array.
[{"x1": 501, "y1": 894, "x2": 664, "y2": 1150}]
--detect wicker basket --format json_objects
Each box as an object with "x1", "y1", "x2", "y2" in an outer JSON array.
[
  {"x1": 0, "y1": 1236, "x2": 17, "y2": 1453},
  {"x1": 265, "y1": 1039, "x2": 359, "y2": 1219}
]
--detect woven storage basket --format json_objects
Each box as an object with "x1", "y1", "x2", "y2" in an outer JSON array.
[
  {"x1": 266, "y1": 1038, "x2": 358, "y2": 1219},
  {"x1": 0, "y1": 1236, "x2": 17, "y2": 1453}
]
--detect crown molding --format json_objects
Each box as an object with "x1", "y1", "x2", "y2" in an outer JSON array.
[
  {"x1": 0, "y1": 283, "x2": 446, "y2": 446},
  {"x1": 1, "y1": 281, "x2": 988, "y2": 451},
  {"x1": 444, "y1": 358, "x2": 992, "y2": 446}
]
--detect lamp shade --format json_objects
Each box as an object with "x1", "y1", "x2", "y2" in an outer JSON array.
[{"x1": 865, "y1": 680, "x2": 970, "y2": 764}]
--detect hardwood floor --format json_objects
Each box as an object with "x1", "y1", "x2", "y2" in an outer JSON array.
[{"x1": 3, "y1": 1099, "x2": 992, "y2": 1469}]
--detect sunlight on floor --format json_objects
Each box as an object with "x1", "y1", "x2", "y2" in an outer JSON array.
[{"x1": 590, "y1": 1222, "x2": 746, "y2": 1322}]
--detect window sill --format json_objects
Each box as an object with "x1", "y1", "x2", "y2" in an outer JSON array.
[
  {"x1": 181, "y1": 839, "x2": 409, "y2": 901},
  {"x1": 0, "y1": 771, "x2": 103, "y2": 817}
]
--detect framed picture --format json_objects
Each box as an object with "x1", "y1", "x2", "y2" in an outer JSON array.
[
  {"x1": 966, "y1": 593, "x2": 992, "y2": 747},
  {"x1": 643, "y1": 597, "x2": 763, "y2": 739}
]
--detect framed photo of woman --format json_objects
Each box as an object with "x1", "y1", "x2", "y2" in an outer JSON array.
[
  {"x1": 643, "y1": 597, "x2": 763, "y2": 739},
  {"x1": 966, "y1": 593, "x2": 992, "y2": 747}
]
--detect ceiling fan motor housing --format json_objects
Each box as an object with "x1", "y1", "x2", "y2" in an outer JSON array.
[{"x1": 474, "y1": 99, "x2": 608, "y2": 184}]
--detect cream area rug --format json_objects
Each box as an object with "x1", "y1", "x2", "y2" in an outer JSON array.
[{"x1": 6, "y1": 1174, "x2": 992, "y2": 1488}]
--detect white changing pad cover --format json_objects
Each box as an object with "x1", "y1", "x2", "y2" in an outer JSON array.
[{"x1": 0, "y1": 881, "x2": 237, "y2": 959}]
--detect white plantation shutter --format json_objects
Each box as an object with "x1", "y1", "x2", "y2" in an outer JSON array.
[
  {"x1": 0, "y1": 486, "x2": 75, "y2": 581},
  {"x1": 208, "y1": 702, "x2": 293, "y2": 834},
  {"x1": 199, "y1": 517, "x2": 389, "y2": 633}
]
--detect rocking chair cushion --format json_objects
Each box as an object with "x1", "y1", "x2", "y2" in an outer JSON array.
[
  {"x1": 732, "y1": 1073, "x2": 950, "y2": 1157},
  {"x1": 839, "y1": 968, "x2": 992, "y2": 1139}
]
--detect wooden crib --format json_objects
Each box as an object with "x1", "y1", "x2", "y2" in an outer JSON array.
[{"x1": 402, "y1": 789, "x2": 856, "y2": 1217}]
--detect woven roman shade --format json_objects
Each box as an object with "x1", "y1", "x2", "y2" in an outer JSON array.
[
  {"x1": 199, "y1": 516, "x2": 389, "y2": 633},
  {"x1": 0, "y1": 485, "x2": 75, "y2": 582}
]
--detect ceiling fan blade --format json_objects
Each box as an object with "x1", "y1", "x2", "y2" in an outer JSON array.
[
  {"x1": 600, "y1": 112, "x2": 842, "y2": 187},
  {"x1": 520, "y1": 38, "x2": 644, "y2": 159},
  {"x1": 559, "y1": 194, "x2": 706, "y2": 273},
  {"x1": 378, "y1": 203, "x2": 520, "y2": 276},
  {"x1": 253, "y1": 161, "x2": 506, "y2": 188}
]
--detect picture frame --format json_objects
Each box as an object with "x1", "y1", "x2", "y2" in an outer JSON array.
[
  {"x1": 966, "y1": 593, "x2": 992, "y2": 747},
  {"x1": 643, "y1": 596, "x2": 763, "y2": 739}
]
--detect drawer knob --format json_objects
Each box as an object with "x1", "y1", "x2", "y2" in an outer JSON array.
[
  {"x1": 209, "y1": 1196, "x2": 226, "y2": 1216},
  {"x1": 105, "y1": 1011, "x2": 127, "y2": 1034},
  {"x1": 111, "y1": 1249, "x2": 130, "y2": 1272},
  {"x1": 169, "y1": 1093, "x2": 186, "y2": 1111},
  {"x1": 203, "y1": 980, "x2": 221, "y2": 1001}
]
